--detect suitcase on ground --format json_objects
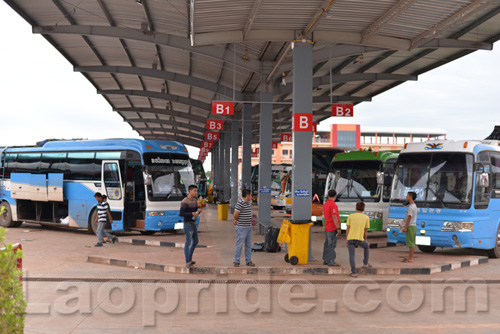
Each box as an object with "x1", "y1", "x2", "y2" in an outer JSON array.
[{"x1": 264, "y1": 226, "x2": 280, "y2": 252}]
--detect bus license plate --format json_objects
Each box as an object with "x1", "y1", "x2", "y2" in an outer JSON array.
[
  {"x1": 416, "y1": 236, "x2": 431, "y2": 246},
  {"x1": 174, "y1": 223, "x2": 184, "y2": 230}
]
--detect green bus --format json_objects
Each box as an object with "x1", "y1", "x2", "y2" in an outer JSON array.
[{"x1": 324, "y1": 150, "x2": 399, "y2": 231}]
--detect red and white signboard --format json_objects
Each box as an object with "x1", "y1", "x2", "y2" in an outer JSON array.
[
  {"x1": 312, "y1": 122, "x2": 317, "y2": 133},
  {"x1": 200, "y1": 147, "x2": 210, "y2": 154},
  {"x1": 206, "y1": 120, "x2": 224, "y2": 131},
  {"x1": 293, "y1": 113, "x2": 313, "y2": 132},
  {"x1": 272, "y1": 142, "x2": 278, "y2": 149},
  {"x1": 332, "y1": 104, "x2": 353, "y2": 117},
  {"x1": 205, "y1": 132, "x2": 219, "y2": 141},
  {"x1": 201, "y1": 141, "x2": 214, "y2": 150},
  {"x1": 212, "y1": 102, "x2": 234, "y2": 115},
  {"x1": 251, "y1": 152, "x2": 258, "y2": 158},
  {"x1": 281, "y1": 134, "x2": 292, "y2": 142},
  {"x1": 254, "y1": 148, "x2": 259, "y2": 154}
]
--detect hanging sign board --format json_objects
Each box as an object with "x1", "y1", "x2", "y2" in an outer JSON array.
[
  {"x1": 201, "y1": 141, "x2": 214, "y2": 150},
  {"x1": 332, "y1": 104, "x2": 353, "y2": 117},
  {"x1": 205, "y1": 132, "x2": 220, "y2": 141},
  {"x1": 312, "y1": 122, "x2": 317, "y2": 133},
  {"x1": 272, "y1": 142, "x2": 278, "y2": 149},
  {"x1": 206, "y1": 120, "x2": 224, "y2": 131},
  {"x1": 212, "y1": 102, "x2": 234, "y2": 115},
  {"x1": 280, "y1": 134, "x2": 292, "y2": 142}
]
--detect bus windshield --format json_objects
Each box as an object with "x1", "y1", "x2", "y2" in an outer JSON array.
[
  {"x1": 390, "y1": 152, "x2": 473, "y2": 208},
  {"x1": 330, "y1": 160, "x2": 382, "y2": 202},
  {"x1": 143, "y1": 153, "x2": 195, "y2": 201}
]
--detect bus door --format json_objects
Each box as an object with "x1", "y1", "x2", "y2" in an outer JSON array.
[{"x1": 101, "y1": 160, "x2": 125, "y2": 230}]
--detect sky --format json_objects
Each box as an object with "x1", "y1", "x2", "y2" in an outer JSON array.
[{"x1": 1, "y1": 1, "x2": 500, "y2": 172}]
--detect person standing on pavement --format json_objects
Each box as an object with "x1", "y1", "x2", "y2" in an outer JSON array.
[
  {"x1": 346, "y1": 201, "x2": 371, "y2": 277},
  {"x1": 94, "y1": 192, "x2": 117, "y2": 247},
  {"x1": 322, "y1": 189, "x2": 341, "y2": 266},
  {"x1": 401, "y1": 191, "x2": 417, "y2": 263},
  {"x1": 179, "y1": 185, "x2": 201, "y2": 268},
  {"x1": 233, "y1": 188, "x2": 255, "y2": 267}
]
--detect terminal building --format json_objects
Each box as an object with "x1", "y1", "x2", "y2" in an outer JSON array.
[{"x1": 243, "y1": 124, "x2": 446, "y2": 165}]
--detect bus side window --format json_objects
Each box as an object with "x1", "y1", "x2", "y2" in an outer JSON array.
[{"x1": 490, "y1": 153, "x2": 500, "y2": 198}]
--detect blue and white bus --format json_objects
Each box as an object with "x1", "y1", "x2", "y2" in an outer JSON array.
[
  {"x1": 0, "y1": 139, "x2": 198, "y2": 235},
  {"x1": 387, "y1": 140, "x2": 500, "y2": 258}
]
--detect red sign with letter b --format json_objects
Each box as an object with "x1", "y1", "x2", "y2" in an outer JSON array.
[
  {"x1": 332, "y1": 104, "x2": 353, "y2": 117},
  {"x1": 211, "y1": 102, "x2": 234, "y2": 115},
  {"x1": 293, "y1": 113, "x2": 313, "y2": 132},
  {"x1": 206, "y1": 120, "x2": 224, "y2": 131}
]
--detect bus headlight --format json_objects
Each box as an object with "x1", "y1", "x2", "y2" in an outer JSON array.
[
  {"x1": 365, "y1": 211, "x2": 383, "y2": 219},
  {"x1": 441, "y1": 221, "x2": 474, "y2": 232},
  {"x1": 387, "y1": 218, "x2": 403, "y2": 228},
  {"x1": 147, "y1": 212, "x2": 165, "y2": 216}
]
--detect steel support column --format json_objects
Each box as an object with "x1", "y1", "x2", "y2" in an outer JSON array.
[
  {"x1": 291, "y1": 41, "x2": 313, "y2": 260},
  {"x1": 223, "y1": 128, "x2": 231, "y2": 202},
  {"x1": 230, "y1": 120, "x2": 239, "y2": 213},
  {"x1": 241, "y1": 103, "x2": 253, "y2": 192},
  {"x1": 218, "y1": 135, "x2": 225, "y2": 201},
  {"x1": 258, "y1": 62, "x2": 274, "y2": 232}
]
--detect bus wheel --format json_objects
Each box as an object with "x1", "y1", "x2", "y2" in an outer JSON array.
[
  {"x1": 487, "y1": 224, "x2": 500, "y2": 258},
  {"x1": 0, "y1": 202, "x2": 16, "y2": 228},
  {"x1": 88, "y1": 210, "x2": 98, "y2": 235},
  {"x1": 417, "y1": 245, "x2": 436, "y2": 253}
]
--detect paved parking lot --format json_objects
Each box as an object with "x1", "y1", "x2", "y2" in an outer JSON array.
[{"x1": 4, "y1": 204, "x2": 500, "y2": 333}]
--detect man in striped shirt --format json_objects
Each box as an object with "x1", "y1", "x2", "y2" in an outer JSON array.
[
  {"x1": 94, "y1": 192, "x2": 117, "y2": 247},
  {"x1": 233, "y1": 189, "x2": 255, "y2": 267}
]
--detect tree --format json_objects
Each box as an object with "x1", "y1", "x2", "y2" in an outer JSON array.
[{"x1": 0, "y1": 227, "x2": 26, "y2": 333}]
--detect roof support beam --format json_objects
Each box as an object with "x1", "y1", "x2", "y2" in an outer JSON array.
[
  {"x1": 114, "y1": 107, "x2": 208, "y2": 123},
  {"x1": 33, "y1": 25, "x2": 261, "y2": 73},
  {"x1": 361, "y1": 0, "x2": 416, "y2": 43},
  {"x1": 419, "y1": 38, "x2": 492, "y2": 50},
  {"x1": 75, "y1": 66, "x2": 242, "y2": 99},
  {"x1": 274, "y1": 73, "x2": 416, "y2": 95},
  {"x1": 410, "y1": 0, "x2": 491, "y2": 49},
  {"x1": 145, "y1": 135, "x2": 202, "y2": 147},
  {"x1": 129, "y1": 118, "x2": 206, "y2": 133},
  {"x1": 135, "y1": 128, "x2": 204, "y2": 141},
  {"x1": 243, "y1": 0, "x2": 264, "y2": 39},
  {"x1": 98, "y1": 90, "x2": 211, "y2": 111}
]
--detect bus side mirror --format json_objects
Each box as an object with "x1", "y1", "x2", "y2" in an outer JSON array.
[
  {"x1": 143, "y1": 172, "x2": 151, "y2": 186},
  {"x1": 376, "y1": 171, "x2": 384, "y2": 185},
  {"x1": 479, "y1": 173, "x2": 489, "y2": 188}
]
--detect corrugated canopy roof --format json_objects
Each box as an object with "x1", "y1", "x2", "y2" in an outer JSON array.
[{"x1": 5, "y1": 0, "x2": 500, "y2": 148}]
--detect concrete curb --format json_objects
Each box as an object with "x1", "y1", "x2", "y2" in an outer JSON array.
[
  {"x1": 87, "y1": 255, "x2": 488, "y2": 276},
  {"x1": 117, "y1": 238, "x2": 209, "y2": 249}
]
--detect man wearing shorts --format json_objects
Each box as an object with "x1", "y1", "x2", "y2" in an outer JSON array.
[{"x1": 402, "y1": 191, "x2": 417, "y2": 263}]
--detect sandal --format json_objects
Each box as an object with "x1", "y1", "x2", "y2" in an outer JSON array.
[
  {"x1": 233, "y1": 262, "x2": 240, "y2": 267},
  {"x1": 349, "y1": 273, "x2": 358, "y2": 278},
  {"x1": 402, "y1": 258, "x2": 413, "y2": 263},
  {"x1": 362, "y1": 264, "x2": 373, "y2": 268},
  {"x1": 246, "y1": 261, "x2": 255, "y2": 267}
]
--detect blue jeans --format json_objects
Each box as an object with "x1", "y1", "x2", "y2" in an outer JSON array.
[
  {"x1": 97, "y1": 222, "x2": 113, "y2": 244},
  {"x1": 234, "y1": 226, "x2": 252, "y2": 264},
  {"x1": 183, "y1": 223, "x2": 198, "y2": 263},
  {"x1": 322, "y1": 231, "x2": 338, "y2": 265},
  {"x1": 347, "y1": 240, "x2": 370, "y2": 274}
]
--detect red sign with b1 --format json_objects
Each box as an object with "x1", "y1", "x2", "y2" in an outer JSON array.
[
  {"x1": 206, "y1": 120, "x2": 224, "y2": 131},
  {"x1": 332, "y1": 104, "x2": 353, "y2": 117},
  {"x1": 211, "y1": 102, "x2": 234, "y2": 115}
]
